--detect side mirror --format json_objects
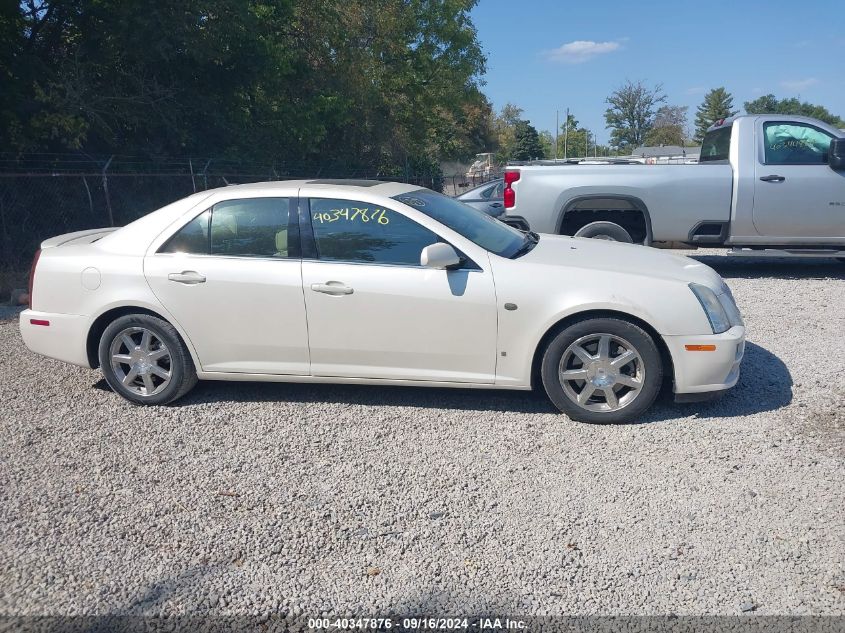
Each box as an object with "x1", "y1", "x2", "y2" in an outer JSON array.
[
  {"x1": 829, "y1": 138, "x2": 845, "y2": 171},
  {"x1": 420, "y1": 242, "x2": 461, "y2": 269}
]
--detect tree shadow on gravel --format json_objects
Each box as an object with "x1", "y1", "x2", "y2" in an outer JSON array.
[
  {"x1": 640, "y1": 341, "x2": 793, "y2": 423},
  {"x1": 164, "y1": 342, "x2": 791, "y2": 424},
  {"x1": 689, "y1": 254, "x2": 844, "y2": 281}
]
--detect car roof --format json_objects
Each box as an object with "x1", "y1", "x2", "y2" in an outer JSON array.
[
  {"x1": 213, "y1": 179, "x2": 423, "y2": 198},
  {"x1": 706, "y1": 114, "x2": 844, "y2": 136},
  {"x1": 457, "y1": 178, "x2": 503, "y2": 198},
  {"x1": 96, "y1": 179, "x2": 427, "y2": 256}
]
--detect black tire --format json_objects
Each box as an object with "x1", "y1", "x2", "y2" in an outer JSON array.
[
  {"x1": 541, "y1": 317, "x2": 663, "y2": 424},
  {"x1": 98, "y1": 313, "x2": 198, "y2": 405},
  {"x1": 573, "y1": 221, "x2": 633, "y2": 243}
]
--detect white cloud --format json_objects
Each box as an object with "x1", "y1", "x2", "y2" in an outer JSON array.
[
  {"x1": 780, "y1": 78, "x2": 819, "y2": 92},
  {"x1": 685, "y1": 86, "x2": 707, "y2": 95},
  {"x1": 545, "y1": 40, "x2": 622, "y2": 64}
]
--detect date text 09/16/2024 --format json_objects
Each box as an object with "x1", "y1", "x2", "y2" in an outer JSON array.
[{"x1": 307, "y1": 617, "x2": 527, "y2": 630}]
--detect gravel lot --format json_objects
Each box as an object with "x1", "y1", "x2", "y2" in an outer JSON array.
[{"x1": 1, "y1": 252, "x2": 843, "y2": 619}]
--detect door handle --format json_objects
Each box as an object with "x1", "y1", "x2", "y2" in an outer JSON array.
[
  {"x1": 167, "y1": 271, "x2": 206, "y2": 284},
  {"x1": 760, "y1": 175, "x2": 785, "y2": 182},
  {"x1": 311, "y1": 281, "x2": 353, "y2": 296}
]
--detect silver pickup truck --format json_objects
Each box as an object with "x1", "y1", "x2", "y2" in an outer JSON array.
[{"x1": 502, "y1": 115, "x2": 845, "y2": 259}]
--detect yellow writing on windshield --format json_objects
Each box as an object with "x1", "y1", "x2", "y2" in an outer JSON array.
[{"x1": 313, "y1": 207, "x2": 390, "y2": 225}]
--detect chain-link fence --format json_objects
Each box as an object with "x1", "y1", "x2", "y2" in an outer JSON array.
[{"x1": 0, "y1": 155, "x2": 453, "y2": 276}]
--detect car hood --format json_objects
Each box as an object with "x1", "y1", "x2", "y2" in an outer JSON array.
[{"x1": 517, "y1": 234, "x2": 725, "y2": 290}]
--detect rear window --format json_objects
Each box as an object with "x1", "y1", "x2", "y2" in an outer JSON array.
[{"x1": 700, "y1": 125, "x2": 732, "y2": 162}]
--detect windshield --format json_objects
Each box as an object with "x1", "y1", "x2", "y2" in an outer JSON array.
[
  {"x1": 700, "y1": 125, "x2": 732, "y2": 162},
  {"x1": 392, "y1": 189, "x2": 528, "y2": 258}
]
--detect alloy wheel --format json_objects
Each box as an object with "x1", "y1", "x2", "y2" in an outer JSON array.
[
  {"x1": 558, "y1": 333, "x2": 645, "y2": 412},
  {"x1": 109, "y1": 327, "x2": 173, "y2": 397}
]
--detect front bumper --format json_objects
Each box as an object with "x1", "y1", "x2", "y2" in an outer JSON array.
[
  {"x1": 664, "y1": 325, "x2": 745, "y2": 395},
  {"x1": 19, "y1": 309, "x2": 92, "y2": 368}
]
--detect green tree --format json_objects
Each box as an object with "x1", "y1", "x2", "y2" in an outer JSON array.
[
  {"x1": 499, "y1": 103, "x2": 524, "y2": 127},
  {"x1": 604, "y1": 80, "x2": 667, "y2": 150},
  {"x1": 511, "y1": 120, "x2": 543, "y2": 161},
  {"x1": 645, "y1": 105, "x2": 689, "y2": 146},
  {"x1": 694, "y1": 88, "x2": 738, "y2": 143},
  {"x1": 2, "y1": 0, "x2": 490, "y2": 174},
  {"x1": 743, "y1": 95, "x2": 845, "y2": 127},
  {"x1": 558, "y1": 113, "x2": 588, "y2": 158},
  {"x1": 489, "y1": 102, "x2": 523, "y2": 162},
  {"x1": 538, "y1": 130, "x2": 554, "y2": 159}
]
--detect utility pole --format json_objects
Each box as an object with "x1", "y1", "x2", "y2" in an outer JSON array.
[
  {"x1": 563, "y1": 108, "x2": 569, "y2": 159},
  {"x1": 555, "y1": 110, "x2": 559, "y2": 160}
]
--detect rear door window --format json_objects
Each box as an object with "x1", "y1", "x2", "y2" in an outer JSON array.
[
  {"x1": 159, "y1": 198, "x2": 295, "y2": 257},
  {"x1": 160, "y1": 211, "x2": 210, "y2": 254},
  {"x1": 479, "y1": 184, "x2": 495, "y2": 199},
  {"x1": 210, "y1": 198, "x2": 292, "y2": 258}
]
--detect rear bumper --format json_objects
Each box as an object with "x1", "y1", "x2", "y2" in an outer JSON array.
[
  {"x1": 19, "y1": 309, "x2": 92, "y2": 368},
  {"x1": 664, "y1": 325, "x2": 745, "y2": 395}
]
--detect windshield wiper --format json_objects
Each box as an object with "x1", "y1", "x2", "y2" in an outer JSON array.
[{"x1": 509, "y1": 231, "x2": 539, "y2": 259}]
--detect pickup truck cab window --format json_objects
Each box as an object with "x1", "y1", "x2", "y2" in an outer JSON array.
[
  {"x1": 700, "y1": 126, "x2": 732, "y2": 162},
  {"x1": 763, "y1": 122, "x2": 834, "y2": 165},
  {"x1": 309, "y1": 197, "x2": 438, "y2": 265}
]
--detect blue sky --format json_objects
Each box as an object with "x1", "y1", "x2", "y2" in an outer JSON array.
[{"x1": 470, "y1": 0, "x2": 844, "y2": 144}]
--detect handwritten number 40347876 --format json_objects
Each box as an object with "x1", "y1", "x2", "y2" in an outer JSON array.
[{"x1": 313, "y1": 207, "x2": 390, "y2": 225}]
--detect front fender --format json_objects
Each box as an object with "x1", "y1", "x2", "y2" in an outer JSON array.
[{"x1": 491, "y1": 261, "x2": 711, "y2": 387}]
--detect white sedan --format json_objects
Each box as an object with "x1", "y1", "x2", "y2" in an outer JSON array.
[{"x1": 20, "y1": 180, "x2": 745, "y2": 423}]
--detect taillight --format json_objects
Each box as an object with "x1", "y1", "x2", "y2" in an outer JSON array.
[
  {"x1": 27, "y1": 249, "x2": 41, "y2": 310},
  {"x1": 503, "y1": 170, "x2": 520, "y2": 209}
]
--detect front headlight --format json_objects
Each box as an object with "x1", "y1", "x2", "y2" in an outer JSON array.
[
  {"x1": 716, "y1": 290, "x2": 744, "y2": 328},
  {"x1": 689, "y1": 283, "x2": 731, "y2": 333}
]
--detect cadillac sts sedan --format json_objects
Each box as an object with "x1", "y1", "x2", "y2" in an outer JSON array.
[{"x1": 20, "y1": 180, "x2": 745, "y2": 423}]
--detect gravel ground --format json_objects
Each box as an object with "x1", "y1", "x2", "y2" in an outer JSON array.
[{"x1": 0, "y1": 252, "x2": 843, "y2": 619}]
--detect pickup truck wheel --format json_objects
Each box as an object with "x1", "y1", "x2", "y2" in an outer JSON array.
[
  {"x1": 98, "y1": 314, "x2": 198, "y2": 405},
  {"x1": 541, "y1": 318, "x2": 662, "y2": 424},
  {"x1": 573, "y1": 221, "x2": 633, "y2": 243}
]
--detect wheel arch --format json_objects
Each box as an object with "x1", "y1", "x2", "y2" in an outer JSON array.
[
  {"x1": 556, "y1": 194, "x2": 654, "y2": 245},
  {"x1": 529, "y1": 308, "x2": 674, "y2": 391},
  {"x1": 86, "y1": 304, "x2": 198, "y2": 369}
]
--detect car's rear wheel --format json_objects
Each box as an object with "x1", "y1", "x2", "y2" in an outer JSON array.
[
  {"x1": 573, "y1": 221, "x2": 634, "y2": 243},
  {"x1": 98, "y1": 314, "x2": 197, "y2": 405},
  {"x1": 541, "y1": 317, "x2": 662, "y2": 423}
]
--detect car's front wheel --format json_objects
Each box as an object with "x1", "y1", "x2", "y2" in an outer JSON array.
[
  {"x1": 98, "y1": 313, "x2": 197, "y2": 405},
  {"x1": 541, "y1": 317, "x2": 662, "y2": 423}
]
